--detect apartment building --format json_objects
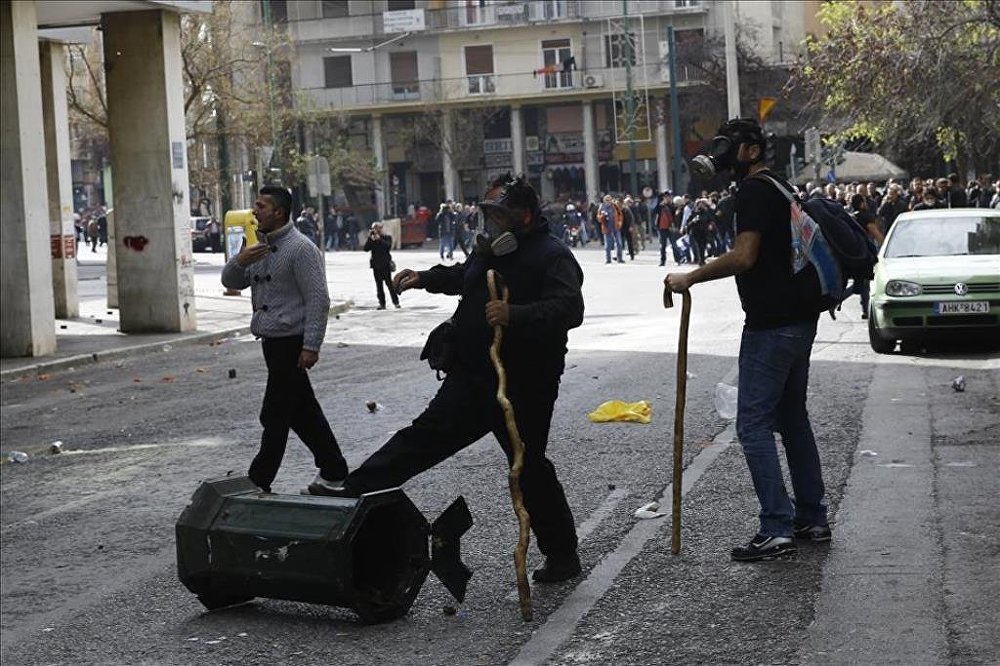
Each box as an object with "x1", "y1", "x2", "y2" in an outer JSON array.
[{"x1": 275, "y1": 0, "x2": 806, "y2": 217}]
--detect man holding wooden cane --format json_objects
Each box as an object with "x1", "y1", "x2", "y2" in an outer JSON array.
[
  {"x1": 665, "y1": 118, "x2": 830, "y2": 562},
  {"x1": 317, "y1": 174, "x2": 586, "y2": 584}
]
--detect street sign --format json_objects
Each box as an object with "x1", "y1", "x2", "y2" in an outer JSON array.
[
  {"x1": 804, "y1": 127, "x2": 820, "y2": 165},
  {"x1": 307, "y1": 156, "x2": 332, "y2": 197}
]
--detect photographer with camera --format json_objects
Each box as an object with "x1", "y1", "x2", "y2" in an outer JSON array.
[
  {"x1": 363, "y1": 222, "x2": 399, "y2": 310},
  {"x1": 665, "y1": 118, "x2": 831, "y2": 562}
]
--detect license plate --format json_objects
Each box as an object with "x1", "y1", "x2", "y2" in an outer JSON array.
[{"x1": 934, "y1": 301, "x2": 989, "y2": 314}]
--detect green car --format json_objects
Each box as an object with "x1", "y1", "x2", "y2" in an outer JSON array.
[{"x1": 868, "y1": 208, "x2": 1000, "y2": 353}]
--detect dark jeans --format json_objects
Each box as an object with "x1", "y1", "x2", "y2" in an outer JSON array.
[
  {"x1": 849, "y1": 279, "x2": 870, "y2": 313},
  {"x1": 250, "y1": 335, "x2": 348, "y2": 491},
  {"x1": 658, "y1": 229, "x2": 680, "y2": 265},
  {"x1": 343, "y1": 370, "x2": 578, "y2": 558},
  {"x1": 373, "y1": 267, "x2": 398, "y2": 307},
  {"x1": 736, "y1": 322, "x2": 827, "y2": 537}
]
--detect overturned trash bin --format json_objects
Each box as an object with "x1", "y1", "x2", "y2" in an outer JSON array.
[{"x1": 176, "y1": 476, "x2": 472, "y2": 624}]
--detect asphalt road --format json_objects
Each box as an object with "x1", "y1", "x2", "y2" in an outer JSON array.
[{"x1": 2, "y1": 245, "x2": 997, "y2": 665}]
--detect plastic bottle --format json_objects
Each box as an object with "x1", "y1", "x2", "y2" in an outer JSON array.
[{"x1": 714, "y1": 383, "x2": 738, "y2": 420}]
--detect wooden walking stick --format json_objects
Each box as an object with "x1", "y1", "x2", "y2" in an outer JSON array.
[
  {"x1": 487, "y1": 268, "x2": 533, "y2": 622},
  {"x1": 663, "y1": 286, "x2": 692, "y2": 555}
]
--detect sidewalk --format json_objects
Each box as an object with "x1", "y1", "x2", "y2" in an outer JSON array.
[{"x1": 0, "y1": 250, "x2": 352, "y2": 381}]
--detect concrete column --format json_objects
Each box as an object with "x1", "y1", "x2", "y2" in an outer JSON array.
[
  {"x1": 510, "y1": 105, "x2": 525, "y2": 175},
  {"x1": 655, "y1": 97, "x2": 670, "y2": 193},
  {"x1": 39, "y1": 41, "x2": 79, "y2": 319},
  {"x1": 582, "y1": 100, "x2": 599, "y2": 205},
  {"x1": 372, "y1": 114, "x2": 386, "y2": 219},
  {"x1": 1, "y1": 1, "x2": 57, "y2": 357},
  {"x1": 441, "y1": 113, "x2": 456, "y2": 201},
  {"x1": 102, "y1": 10, "x2": 196, "y2": 332}
]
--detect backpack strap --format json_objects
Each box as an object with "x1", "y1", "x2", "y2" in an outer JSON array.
[{"x1": 749, "y1": 172, "x2": 798, "y2": 205}]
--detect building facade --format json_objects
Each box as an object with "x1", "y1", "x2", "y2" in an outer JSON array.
[{"x1": 275, "y1": 0, "x2": 807, "y2": 216}]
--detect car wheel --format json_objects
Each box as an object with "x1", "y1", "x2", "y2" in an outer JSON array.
[{"x1": 867, "y1": 307, "x2": 896, "y2": 354}]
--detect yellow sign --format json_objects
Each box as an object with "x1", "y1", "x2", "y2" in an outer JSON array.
[{"x1": 758, "y1": 97, "x2": 777, "y2": 123}]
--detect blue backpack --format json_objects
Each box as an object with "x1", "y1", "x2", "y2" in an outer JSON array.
[{"x1": 755, "y1": 174, "x2": 879, "y2": 309}]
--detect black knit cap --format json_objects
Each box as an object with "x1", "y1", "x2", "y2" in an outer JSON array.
[{"x1": 479, "y1": 173, "x2": 539, "y2": 217}]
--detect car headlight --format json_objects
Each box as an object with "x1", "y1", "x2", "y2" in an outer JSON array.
[{"x1": 885, "y1": 280, "x2": 922, "y2": 297}]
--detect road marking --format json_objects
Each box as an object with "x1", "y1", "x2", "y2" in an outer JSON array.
[
  {"x1": 505, "y1": 486, "x2": 629, "y2": 603},
  {"x1": 509, "y1": 422, "x2": 736, "y2": 666}
]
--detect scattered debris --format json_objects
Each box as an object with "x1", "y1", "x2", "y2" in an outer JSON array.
[
  {"x1": 161, "y1": 376, "x2": 176, "y2": 383},
  {"x1": 162, "y1": 344, "x2": 172, "y2": 352},
  {"x1": 37, "y1": 374, "x2": 49, "y2": 381},
  {"x1": 633, "y1": 501, "x2": 666, "y2": 520},
  {"x1": 686, "y1": 371, "x2": 697, "y2": 379},
  {"x1": 133, "y1": 378, "x2": 142, "y2": 383},
  {"x1": 7, "y1": 451, "x2": 28, "y2": 463},
  {"x1": 236, "y1": 632, "x2": 248, "y2": 638},
  {"x1": 588, "y1": 400, "x2": 652, "y2": 424},
  {"x1": 859, "y1": 449, "x2": 878, "y2": 457},
  {"x1": 337, "y1": 342, "x2": 349, "y2": 348},
  {"x1": 50, "y1": 441, "x2": 63, "y2": 454},
  {"x1": 59, "y1": 325, "x2": 67, "y2": 330},
  {"x1": 443, "y1": 605, "x2": 457, "y2": 616},
  {"x1": 607, "y1": 483, "x2": 616, "y2": 491},
  {"x1": 196, "y1": 368, "x2": 207, "y2": 373},
  {"x1": 95, "y1": 318, "x2": 103, "y2": 324},
  {"x1": 228, "y1": 369, "x2": 237, "y2": 379},
  {"x1": 366, "y1": 401, "x2": 381, "y2": 413},
  {"x1": 714, "y1": 383, "x2": 738, "y2": 420},
  {"x1": 951, "y1": 376, "x2": 966, "y2": 392}
]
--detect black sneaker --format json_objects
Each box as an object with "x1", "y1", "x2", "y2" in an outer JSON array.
[
  {"x1": 730, "y1": 534, "x2": 796, "y2": 562},
  {"x1": 302, "y1": 474, "x2": 349, "y2": 497},
  {"x1": 793, "y1": 521, "x2": 832, "y2": 542},
  {"x1": 532, "y1": 553, "x2": 581, "y2": 583}
]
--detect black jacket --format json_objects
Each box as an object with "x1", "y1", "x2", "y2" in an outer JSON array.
[
  {"x1": 418, "y1": 224, "x2": 584, "y2": 382},
  {"x1": 364, "y1": 234, "x2": 393, "y2": 270}
]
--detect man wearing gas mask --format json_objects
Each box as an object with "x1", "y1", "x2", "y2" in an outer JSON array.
[
  {"x1": 317, "y1": 174, "x2": 587, "y2": 583},
  {"x1": 665, "y1": 118, "x2": 830, "y2": 562}
]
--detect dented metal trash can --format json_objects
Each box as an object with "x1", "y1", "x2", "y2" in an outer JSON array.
[{"x1": 176, "y1": 476, "x2": 472, "y2": 624}]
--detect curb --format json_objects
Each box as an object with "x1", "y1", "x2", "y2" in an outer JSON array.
[{"x1": 0, "y1": 301, "x2": 353, "y2": 382}]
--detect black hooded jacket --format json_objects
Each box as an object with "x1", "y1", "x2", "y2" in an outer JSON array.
[{"x1": 417, "y1": 222, "x2": 584, "y2": 383}]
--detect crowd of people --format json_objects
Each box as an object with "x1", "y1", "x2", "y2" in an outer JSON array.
[{"x1": 73, "y1": 205, "x2": 109, "y2": 253}]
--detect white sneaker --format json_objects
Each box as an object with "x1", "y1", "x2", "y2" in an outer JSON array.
[{"x1": 300, "y1": 473, "x2": 345, "y2": 496}]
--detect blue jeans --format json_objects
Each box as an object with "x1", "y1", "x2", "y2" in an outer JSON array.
[
  {"x1": 439, "y1": 234, "x2": 454, "y2": 259},
  {"x1": 736, "y1": 322, "x2": 827, "y2": 537},
  {"x1": 604, "y1": 228, "x2": 623, "y2": 262}
]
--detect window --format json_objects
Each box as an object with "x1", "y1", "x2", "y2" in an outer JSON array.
[
  {"x1": 464, "y1": 45, "x2": 495, "y2": 94},
  {"x1": 674, "y1": 0, "x2": 700, "y2": 7},
  {"x1": 324, "y1": 56, "x2": 352, "y2": 88},
  {"x1": 387, "y1": 0, "x2": 416, "y2": 9},
  {"x1": 605, "y1": 32, "x2": 636, "y2": 68},
  {"x1": 322, "y1": 1, "x2": 348, "y2": 18},
  {"x1": 390, "y1": 51, "x2": 419, "y2": 98},
  {"x1": 263, "y1": 0, "x2": 288, "y2": 23},
  {"x1": 541, "y1": 39, "x2": 574, "y2": 90}
]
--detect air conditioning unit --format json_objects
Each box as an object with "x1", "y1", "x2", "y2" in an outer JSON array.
[{"x1": 583, "y1": 73, "x2": 604, "y2": 88}]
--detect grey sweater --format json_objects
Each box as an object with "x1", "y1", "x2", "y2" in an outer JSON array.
[{"x1": 221, "y1": 222, "x2": 330, "y2": 351}]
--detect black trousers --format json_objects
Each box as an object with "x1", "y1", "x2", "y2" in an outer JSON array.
[
  {"x1": 249, "y1": 335, "x2": 348, "y2": 491},
  {"x1": 373, "y1": 267, "x2": 398, "y2": 307},
  {"x1": 343, "y1": 370, "x2": 578, "y2": 558}
]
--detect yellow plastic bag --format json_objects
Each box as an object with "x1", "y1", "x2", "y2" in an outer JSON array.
[{"x1": 587, "y1": 400, "x2": 652, "y2": 424}]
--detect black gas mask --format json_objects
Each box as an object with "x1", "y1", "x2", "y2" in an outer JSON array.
[
  {"x1": 690, "y1": 118, "x2": 765, "y2": 182},
  {"x1": 474, "y1": 174, "x2": 541, "y2": 257},
  {"x1": 475, "y1": 208, "x2": 521, "y2": 257}
]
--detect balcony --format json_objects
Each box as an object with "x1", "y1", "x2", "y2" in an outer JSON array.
[{"x1": 299, "y1": 63, "x2": 698, "y2": 111}]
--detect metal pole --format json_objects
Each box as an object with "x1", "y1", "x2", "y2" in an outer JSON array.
[
  {"x1": 623, "y1": 0, "x2": 638, "y2": 196},
  {"x1": 723, "y1": 0, "x2": 740, "y2": 119},
  {"x1": 262, "y1": 0, "x2": 280, "y2": 185},
  {"x1": 666, "y1": 26, "x2": 682, "y2": 193}
]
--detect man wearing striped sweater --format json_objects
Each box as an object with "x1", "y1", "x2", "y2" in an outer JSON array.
[{"x1": 222, "y1": 187, "x2": 348, "y2": 495}]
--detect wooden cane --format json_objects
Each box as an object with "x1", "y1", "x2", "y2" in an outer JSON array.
[
  {"x1": 487, "y1": 268, "x2": 533, "y2": 622},
  {"x1": 663, "y1": 286, "x2": 692, "y2": 555}
]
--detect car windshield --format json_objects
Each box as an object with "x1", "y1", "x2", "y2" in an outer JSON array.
[{"x1": 884, "y1": 216, "x2": 1000, "y2": 258}]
